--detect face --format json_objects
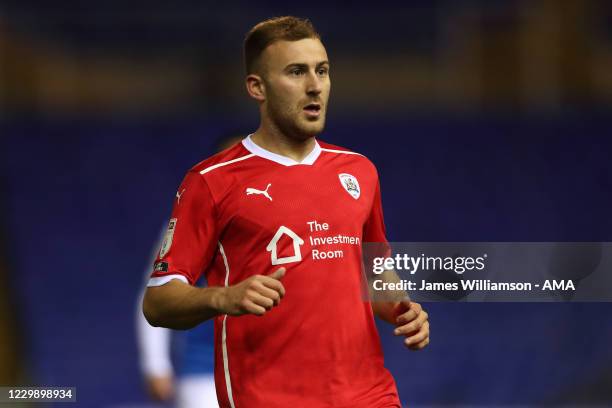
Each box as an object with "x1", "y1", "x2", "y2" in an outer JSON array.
[{"x1": 257, "y1": 38, "x2": 330, "y2": 140}]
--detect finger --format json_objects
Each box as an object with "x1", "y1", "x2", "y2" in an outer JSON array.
[
  {"x1": 405, "y1": 331, "x2": 428, "y2": 348},
  {"x1": 392, "y1": 298, "x2": 411, "y2": 315},
  {"x1": 396, "y1": 302, "x2": 423, "y2": 325},
  {"x1": 260, "y1": 277, "x2": 286, "y2": 298},
  {"x1": 410, "y1": 301, "x2": 422, "y2": 313},
  {"x1": 408, "y1": 337, "x2": 430, "y2": 351},
  {"x1": 399, "y1": 298, "x2": 412, "y2": 309},
  {"x1": 256, "y1": 284, "x2": 282, "y2": 305},
  {"x1": 249, "y1": 291, "x2": 275, "y2": 310},
  {"x1": 267, "y1": 267, "x2": 286, "y2": 280},
  {"x1": 396, "y1": 309, "x2": 417, "y2": 325},
  {"x1": 243, "y1": 299, "x2": 267, "y2": 316},
  {"x1": 404, "y1": 322, "x2": 429, "y2": 346},
  {"x1": 393, "y1": 312, "x2": 428, "y2": 336}
]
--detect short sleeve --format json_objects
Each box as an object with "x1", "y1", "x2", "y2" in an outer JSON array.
[
  {"x1": 148, "y1": 171, "x2": 219, "y2": 286},
  {"x1": 363, "y1": 178, "x2": 391, "y2": 260},
  {"x1": 363, "y1": 179, "x2": 388, "y2": 243}
]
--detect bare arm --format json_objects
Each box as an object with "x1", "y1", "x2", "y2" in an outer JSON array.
[
  {"x1": 369, "y1": 269, "x2": 407, "y2": 324},
  {"x1": 143, "y1": 280, "x2": 226, "y2": 330},
  {"x1": 368, "y1": 269, "x2": 430, "y2": 350},
  {"x1": 143, "y1": 267, "x2": 286, "y2": 330}
]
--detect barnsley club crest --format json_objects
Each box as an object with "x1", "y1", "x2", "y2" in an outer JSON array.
[{"x1": 338, "y1": 173, "x2": 360, "y2": 199}]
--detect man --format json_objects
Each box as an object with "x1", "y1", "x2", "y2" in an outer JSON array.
[{"x1": 143, "y1": 16, "x2": 429, "y2": 407}]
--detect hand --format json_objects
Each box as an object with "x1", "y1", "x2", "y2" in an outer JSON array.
[
  {"x1": 393, "y1": 300, "x2": 430, "y2": 350},
  {"x1": 221, "y1": 267, "x2": 286, "y2": 316},
  {"x1": 145, "y1": 374, "x2": 174, "y2": 402}
]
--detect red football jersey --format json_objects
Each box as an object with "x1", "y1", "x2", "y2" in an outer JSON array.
[{"x1": 149, "y1": 136, "x2": 400, "y2": 408}]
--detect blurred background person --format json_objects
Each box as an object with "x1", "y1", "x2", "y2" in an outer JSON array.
[
  {"x1": 136, "y1": 134, "x2": 242, "y2": 408},
  {"x1": 137, "y1": 272, "x2": 217, "y2": 407}
]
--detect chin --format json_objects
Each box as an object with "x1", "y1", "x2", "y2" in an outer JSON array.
[
  {"x1": 297, "y1": 120, "x2": 326, "y2": 138},
  {"x1": 272, "y1": 112, "x2": 326, "y2": 141}
]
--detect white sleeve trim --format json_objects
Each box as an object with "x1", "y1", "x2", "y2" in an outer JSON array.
[{"x1": 147, "y1": 274, "x2": 189, "y2": 287}]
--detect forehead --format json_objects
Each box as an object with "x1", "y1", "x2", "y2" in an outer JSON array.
[{"x1": 261, "y1": 38, "x2": 328, "y2": 70}]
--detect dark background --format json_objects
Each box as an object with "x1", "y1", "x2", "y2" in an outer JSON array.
[{"x1": 1, "y1": 1, "x2": 612, "y2": 407}]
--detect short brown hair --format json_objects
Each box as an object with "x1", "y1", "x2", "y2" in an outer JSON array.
[{"x1": 244, "y1": 16, "x2": 321, "y2": 74}]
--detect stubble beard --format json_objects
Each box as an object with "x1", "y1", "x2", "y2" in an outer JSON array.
[{"x1": 266, "y1": 99, "x2": 326, "y2": 142}]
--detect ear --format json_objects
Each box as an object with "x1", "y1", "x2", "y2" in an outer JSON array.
[{"x1": 246, "y1": 74, "x2": 265, "y2": 102}]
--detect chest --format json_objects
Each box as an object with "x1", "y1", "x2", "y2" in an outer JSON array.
[{"x1": 217, "y1": 163, "x2": 375, "y2": 246}]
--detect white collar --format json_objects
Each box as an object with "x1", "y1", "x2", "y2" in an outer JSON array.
[{"x1": 242, "y1": 134, "x2": 321, "y2": 166}]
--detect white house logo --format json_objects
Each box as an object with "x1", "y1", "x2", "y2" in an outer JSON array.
[
  {"x1": 338, "y1": 173, "x2": 360, "y2": 199},
  {"x1": 266, "y1": 226, "x2": 304, "y2": 265}
]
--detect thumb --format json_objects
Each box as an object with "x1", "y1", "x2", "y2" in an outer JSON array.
[
  {"x1": 268, "y1": 267, "x2": 286, "y2": 280},
  {"x1": 394, "y1": 297, "x2": 412, "y2": 314},
  {"x1": 399, "y1": 297, "x2": 411, "y2": 308}
]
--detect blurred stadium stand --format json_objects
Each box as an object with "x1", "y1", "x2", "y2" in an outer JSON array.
[
  {"x1": 0, "y1": 179, "x2": 21, "y2": 386},
  {"x1": 2, "y1": 1, "x2": 612, "y2": 407},
  {"x1": 1, "y1": 1, "x2": 612, "y2": 116}
]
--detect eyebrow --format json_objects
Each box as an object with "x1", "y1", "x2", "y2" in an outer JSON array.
[{"x1": 284, "y1": 61, "x2": 330, "y2": 71}]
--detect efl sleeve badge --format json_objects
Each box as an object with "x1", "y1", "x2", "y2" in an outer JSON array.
[{"x1": 159, "y1": 218, "x2": 177, "y2": 258}]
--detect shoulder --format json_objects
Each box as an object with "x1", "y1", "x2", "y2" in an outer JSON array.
[
  {"x1": 318, "y1": 140, "x2": 362, "y2": 156},
  {"x1": 177, "y1": 142, "x2": 254, "y2": 202},
  {"x1": 188, "y1": 140, "x2": 255, "y2": 177},
  {"x1": 318, "y1": 139, "x2": 379, "y2": 175}
]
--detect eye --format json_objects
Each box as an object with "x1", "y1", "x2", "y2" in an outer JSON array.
[
  {"x1": 289, "y1": 68, "x2": 304, "y2": 76},
  {"x1": 317, "y1": 67, "x2": 329, "y2": 76}
]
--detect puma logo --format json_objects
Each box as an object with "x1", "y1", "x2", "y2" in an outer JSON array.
[
  {"x1": 176, "y1": 189, "x2": 186, "y2": 204},
  {"x1": 246, "y1": 183, "x2": 272, "y2": 201}
]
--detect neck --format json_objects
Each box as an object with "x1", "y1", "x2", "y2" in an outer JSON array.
[{"x1": 251, "y1": 121, "x2": 316, "y2": 163}]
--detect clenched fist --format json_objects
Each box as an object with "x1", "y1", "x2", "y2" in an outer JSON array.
[{"x1": 220, "y1": 267, "x2": 286, "y2": 316}]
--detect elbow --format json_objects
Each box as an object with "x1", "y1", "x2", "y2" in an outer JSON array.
[
  {"x1": 142, "y1": 289, "x2": 195, "y2": 330},
  {"x1": 142, "y1": 291, "x2": 162, "y2": 327}
]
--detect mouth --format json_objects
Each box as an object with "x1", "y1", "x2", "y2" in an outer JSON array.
[{"x1": 303, "y1": 103, "x2": 321, "y2": 118}]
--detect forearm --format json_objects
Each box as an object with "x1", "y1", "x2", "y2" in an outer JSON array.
[
  {"x1": 143, "y1": 280, "x2": 226, "y2": 330},
  {"x1": 369, "y1": 269, "x2": 407, "y2": 324},
  {"x1": 371, "y1": 301, "x2": 400, "y2": 324}
]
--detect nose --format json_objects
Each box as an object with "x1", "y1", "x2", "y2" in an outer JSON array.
[{"x1": 306, "y1": 70, "x2": 323, "y2": 96}]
